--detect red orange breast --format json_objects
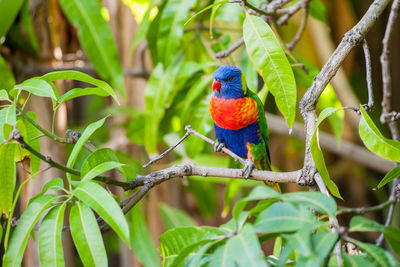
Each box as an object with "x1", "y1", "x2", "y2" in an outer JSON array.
[{"x1": 209, "y1": 96, "x2": 258, "y2": 130}]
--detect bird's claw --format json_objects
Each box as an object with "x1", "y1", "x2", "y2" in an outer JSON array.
[
  {"x1": 214, "y1": 141, "x2": 225, "y2": 152},
  {"x1": 243, "y1": 159, "x2": 255, "y2": 179}
]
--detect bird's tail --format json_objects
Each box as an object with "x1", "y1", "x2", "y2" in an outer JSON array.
[{"x1": 264, "y1": 181, "x2": 281, "y2": 192}]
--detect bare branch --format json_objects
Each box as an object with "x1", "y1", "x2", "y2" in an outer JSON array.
[
  {"x1": 215, "y1": 38, "x2": 244, "y2": 59},
  {"x1": 337, "y1": 198, "x2": 397, "y2": 215},
  {"x1": 377, "y1": 0, "x2": 400, "y2": 246},
  {"x1": 362, "y1": 39, "x2": 374, "y2": 110},
  {"x1": 286, "y1": 3, "x2": 309, "y2": 50}
]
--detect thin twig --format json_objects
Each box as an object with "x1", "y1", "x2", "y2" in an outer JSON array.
[
  {"x1": 362, "y1": 39, "x2": 374, "y2": 110},
  {"x1": 286, "y1": 4, "x2": 309, "y2": 50},
  {"x1": 215, "y1": 38, "x2": 244, "y2": 59},
  {"x1": 376, "y1": 0, "x2": 400, "y2": 247},
  {"x1": 277, "y1": 0, "x2": 308, "y2": 25},
  {"x1": 337, "y1": 198, "x2": 396, "y2": 215},
  {"x1": 143, "y1": 131, "x2": 191, "y2": 169}
]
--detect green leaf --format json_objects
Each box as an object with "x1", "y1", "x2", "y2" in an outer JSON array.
[
  {"x1": 359, "y1": 105, "x2": 400, "y2": 162},
  {"x1": 343, "y1": 254, "x2": 372, "y2": 266},
  {"x1": 311, "y1": 231, "x2": 338, "y2": 260},
  {"x1": 243, "y1": 14, "x2": 296, "y2": 127},
  {"x1": 284, "y1": 227, "x2": 313, "y2": 257},
  {"x1": 187, "y1": 179, "x2": 218, "y2": 218},
  {"x1": 384, "y1": 226, "x2": 400, "y2": 256},
  {"x1": 311, "y1": 107, "x2": 343, "y2": 199},
  {"x1": 22, "y1": 112, "x2": 41, "y2": 177},
  {"x1": 66, "y1": 116, "x2": 107, "y2": 170},
  {"x1": 41, "y1": 70, "x2": 119, "y2": 104},
  {"x1": 73, "y1": 182, "x2": 130, "y2": 245},
  {"x1": 156, "y1": 0, "x2": 196, "y2": 65},
  {"x1": 3, "y1": 194, "x2": 59, "y2": 267},
  {"x1": 254, "y1": 202, "x2": 315, "y2": 233},
  {"x1": 282, "y1": 191, "x2": 337, "y2": 217},
  {"x1": 208, "y1": 241, "x2": 235, "y2": 267},
  {"x1": 349, "y1": 216, "x2": 386, "y2": 233},
  {"x1": 159, "y1": 203, "x2": 197, "y2": 230},
  {"x1": 377, "y1": 165, "x2": 400, "y2": 189},
  {"x1": 0, "y1": 56, "x2": 15, "y2": 91},
  {"x1": 58, "y1": 0, "x2": 125, "y2": 97},
  {"x1": 10, "y1": 78, "x2": 57, "y2": 100},
  {"x1": 41, "y1": 178, "x2": 64, "y2": 194},
  {"x1": 241, "y1": 51, "x2": 258, "y2": 92},
  {"x1": 225, "y1": 224, "x2": 267, "y2": 267},
  {"x1": 0, "y1": 143, "x2": 16, "y2": 215},
  {"x1": 80, "y1": 161, "x2": 125, "y2": 182},
  {"x1": 351, "y1": 240, "x2": 391, "y2": 267},
  {"x1": 0, "y1": 89, "x2": 10, "y2": 102},
  {"x1": 69, "y1": 202, "x2": 107, "y2": 267},
  {"x1": 18, "y1": 0, "x2": 39, "y2": 53},
  {"x1": 0, "y1": 106, "x2": 16, "y2": 142},
  {"x1": 309, "y1": 0, "x2": 327, "y2": 23},
  {"x1": 144, "y1": 58, "x2": 183, "y2": 153},
  {"x1": 130, "y1": 0, "x2": 157, "y2": 54},
  {"x1": 233, "y1": 185, "x2": 281, "y2": 221},
  {"x1": 39, "y1": 202, "x2": 67, "y2": 267},
  {"x1": 222, "y1": 179, "x2": 242, "y2": 217},
  {"x1": 129, "y1": 204, "x2": 160, "y2": 267},
  {"x1": 0, "y1": 0, "x2": 24, "y2": 38}
]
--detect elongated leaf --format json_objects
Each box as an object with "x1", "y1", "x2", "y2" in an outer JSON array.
[
  {"x1": 309, "y1": 0, "x2": 327, "y2": 23},
  {"x1": 159, "y1": 203, "x2": 197, "y2": 230},
  {"x1": 208, "y1": 241, "x2": 235, "y2": 267},
  {"x1": 18, "y1": 0, "x2": 39, "y2": 53},
  {"x1": 3, "y1": 194, "x2": 59, "y2": 267},
  {"x1": 284, "y1": 227, "x2": 313, "y2": 257},
  {"x1": 254, "y1": 202, "x2": 314, "y2": 233},
  {"x1": 41, "y1": 70, "x2": 119, "y2": 104},
  {"x1": 0, "y1": 143, "x2": 16, "y2": 215},
  {"x1": 144, "y1": 58, "x2": 183, "y2": 153},
  {"x1": 226, "y1": 224, "x2": 267, "y2": 267},
  {"x1": 243, "y1": 14, "x2": 296, "y2": 127},
  {"x1": 80, "y1": 161, "x2": 125, "y2": 182},
  {"x1": 311, "y1": 107, "x2": 343, "y2": 199},
  {"x1": 0, "y1": 56, "x2": 15, "y2": 91},
  {"x1": 282, "y1": 191, "x2": 337, "y2": 217},
  {"x1": 73, "y1": 181, "x2": 130, "y2": 245},
  {"x1": 156, "y1": 0, "x2": 196, "y2": 65},
  {"x1": 349, "y1": 216, "x2": 385, "y2": 233},
  {"x1": 383, "y1": 226, "x2": 400, "y2": 256},
  {"x1": 66, "y1": 116, "x2": 107, "y2": 169},
  {"x1": 130, "y1": 0, "x2": 157, "y2": 54},
  {"x1": 0, "y1": 105, "x2": 16, "y2": 142},
  {"x1": 0, "y1": 0, "x2": 24, "y2": 38},
  {"x1": 58, "y1": 0, "x2": 124, "y2": 96},
  {"x1": 10, "y1": 78, "x2": 57, "y2": 100},
  {"x1": 343, "y1": 254, "x2": 372, "y2": 266},
  {"x1": 0, "y1": 89, "x2": 10, "y2": 101},
  {"x1": 41, "y1": 178, "x2": 64, "y2": 194},
  {"x1": 39, "y1": 202, "x2": 67, "y2": 267},
  {"x1": 130, "y1": 204, "x2": 161, "y2": 267},
  {"x1": 351, "y1": 240, "x2": 391, "y2": 267},
  {"x1": 359, "y1": 106, "x2": 400, "y2": 162},
  {"x1": 377, "y1": 165, "x2": 400, "y2": 189},
  {"x1": 70, "y1": 202, "x2": 107, "y2": 267},
  {"x1": 311, "y1": 231, "x2": 338, "y2": 260}
]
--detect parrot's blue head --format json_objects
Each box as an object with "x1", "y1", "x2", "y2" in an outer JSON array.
[{"x1": 212, "y1": 65, "x2": 245, "y2": 99}]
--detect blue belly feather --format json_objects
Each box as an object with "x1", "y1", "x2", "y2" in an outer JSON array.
[{"x1": 214, "y1": 122, "x2": 261, "y2": 158}]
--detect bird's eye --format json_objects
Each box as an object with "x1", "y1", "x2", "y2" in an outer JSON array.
[{"x1": 224, "y1": 77, "x2": 233, "y2": 82}]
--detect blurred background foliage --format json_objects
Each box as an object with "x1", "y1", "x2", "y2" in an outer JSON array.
[{"x1": 0, "y1": 0, "x2": 400, "y2": 265}]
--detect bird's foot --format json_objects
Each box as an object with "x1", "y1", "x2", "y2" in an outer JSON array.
[
  {"x1": 214, "y1": 141, "x2": 225, "y2": 152},
  {"x1": 243, "y1": 159, "x2": 255, "y2": 179}
]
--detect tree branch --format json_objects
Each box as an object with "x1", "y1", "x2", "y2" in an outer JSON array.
[
  {"x1": 337, "y1": 198, "x2": 396, "y2": 215},
  {"x1": 362, "y1": 39, "x2": 374, "y2": 110},
  {"x1": 376, "y1": 0, "x2": 400, "y2": 246}
]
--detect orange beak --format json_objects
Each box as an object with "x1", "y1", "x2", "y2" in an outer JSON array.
[{"x1": 212, "y1": 80, "x2": 221, "y2": 92}]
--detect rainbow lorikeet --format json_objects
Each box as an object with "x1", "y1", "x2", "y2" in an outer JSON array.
[{"x1": 209, "y1": 65, "x2": 275, "y2": 184}]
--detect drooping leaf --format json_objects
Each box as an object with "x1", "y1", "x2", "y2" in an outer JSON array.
[
  {"x1": 3, "y1": 194, "x2": 59, "y2": 267},
  {"x1": 310, "y1": 107, "x2": 343, "y2": 199},
  {"x1": 159, "y1": 203, "x2": 197, "y2": 230},
  {"x1": 349, "y1": 216, "x2": 386, "y2": 233},
  {"x1": 377, "y1": 165, "x2": 400, "y2": 189},
  {"x1": 359, "y1": 105, "x2": 400, "y2": 162},
  {"x1": 0, "y1": 0, "x2": 24, "y2": 38},
  {"x1": 69, "y1": 202, "x2": 107, "y2": 267},
  {"x1": 243, "y1": 14, "x2": 296, "y2": 127},
  {"x1": 58, "y1": 0, "x2": 125, "y2": 96},
  {"x1": 73, "y1": 181, "x2": 130, "y2": 245},
  {"x1": 23, "y1": 111, "x2": 40, "y2": 177},
  {"x1": 10, "y1": 78, "x2": 57, "y2": 100},
  {"x1": 0, "y1": 106, "x2": 16, "y2": 142},
  {"x1": 156, "y1": 0, "x2": 196, "y2": 66},
  {"x1": 41, "y1": 70, "x2": 119, "y2": 104},
  {"x1": 129, "y1": 204, "x2": 161, "y2": 267},
  {"x1": 0, "y1": 143, "x2": 16, "y2": 215},
  {"x1": 39, "y1": 202, "x2": 67, "y2": 267},
  {"x1": 0, "y1": 56, "x2": 15, "y2": 91},
  {"x1": 282, "y1": 191, "x2": 337, "y2": 217}
]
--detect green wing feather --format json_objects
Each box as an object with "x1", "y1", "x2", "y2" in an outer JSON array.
[{"x1": 246, "y1": 88, "x2": 271, "y2": 169}]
